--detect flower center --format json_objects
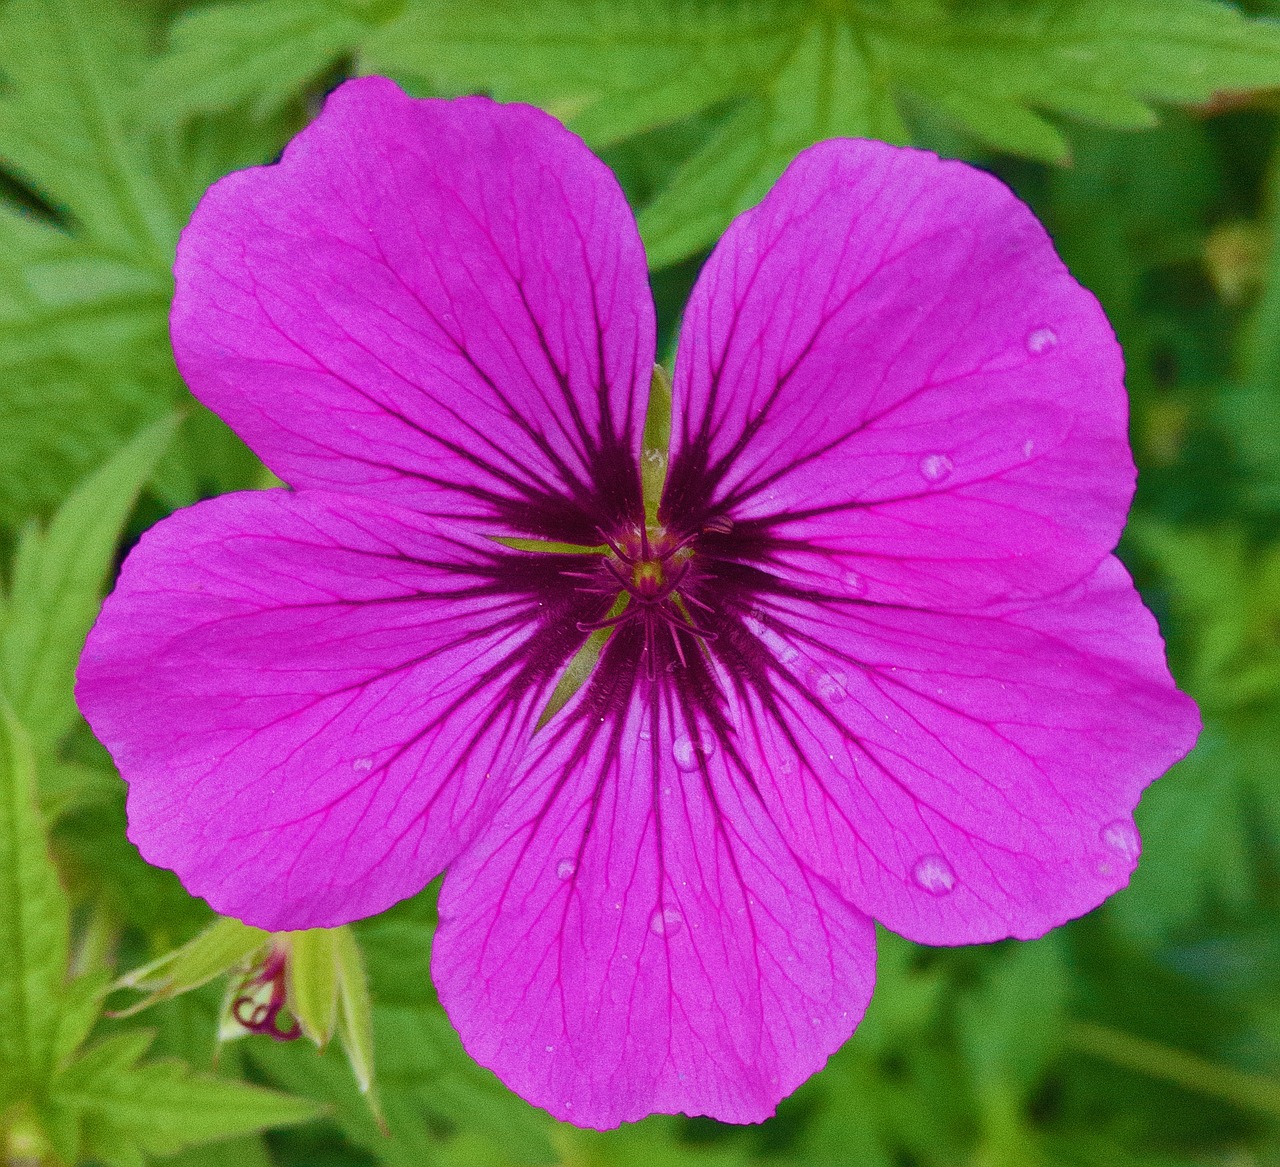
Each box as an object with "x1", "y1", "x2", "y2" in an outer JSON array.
[
  {"x1": 604, "y1": 524, "x2": 694, "y2": 603},
  {"x1": 570, "y1": 523, "x2": 714, "y2": 679}
]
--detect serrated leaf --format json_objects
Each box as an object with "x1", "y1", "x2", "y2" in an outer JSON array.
[
  {"x1": 0, "y1": 412, "x2": 179, "y2": 752},
  {"x1": 638, "y1": 16, "x2": 906, "y2": 268},
  {"x1": 0, "y1": 0, "x2": 280, "y2": 522},
  {"x1": 53, "y1": 1036, "x2": 324, "y2": 1167},
  {"x1": 137, "y1": 0, "x2": 383, "y2": 125},
  {"x1": 375, "y1": 0, "x2": 1280, "y2": 268},
  {"x1": 366, "y1": 0, "x2": 793, "y2": 146},
  {"x1": 0, "y1": 0, "x2": 175, "y2": 255},
  {"x1": 0, "y1": 701, "x2": 71, "y2": 1102},
  {"x1": 1127, "y1": 520, "x2": 1280, "y2": 707}
]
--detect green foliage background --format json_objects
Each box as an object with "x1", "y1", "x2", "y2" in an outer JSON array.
[{"x1": 3, "y1": 0, "x2": 1280, "y2": 1163}]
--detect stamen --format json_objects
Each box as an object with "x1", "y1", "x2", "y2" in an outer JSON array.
[
  {"x1": 683, "y1": 590, "x2": 715, "y2": 615},
  {"x1": 601, "y1": 557, "x2": 632, "y2": 589},
  {"x1": 653, "y1": 562, "x2": 688, "y2": 601},
  {"x1": 668, "y1": 620, "x2": 688, "y2": 668},
  {"x1": 669, "y1": 611, "x2": 717, "y2": 642},
  {"x1": 597, "y1": 529, "x2": 634, "y2": 564},
  {"x1": 577, "y1": 610, "x2": 634, "y2": 633}
]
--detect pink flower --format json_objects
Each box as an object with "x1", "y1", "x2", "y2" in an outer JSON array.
[{"x1": 76, "y1": 76, "x2": 1199, "y2": 1127}]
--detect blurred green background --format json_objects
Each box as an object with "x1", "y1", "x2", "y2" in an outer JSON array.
[{"x1": 3, "y1": 1, "x2": 1280, "y2": 1164}]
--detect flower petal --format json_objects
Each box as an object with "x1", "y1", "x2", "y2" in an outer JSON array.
[
  {"x1": 665, "y1": 137, "x2": 1130, "y2": 609},
  {"x1": 76, "y1": 490, "x2": 611, "y2": 929},
  {"x1": 708, "y1": 555, "x2": 1200, "y2": 944},
  {"x1": 434, "y1": 627, "x2": 876, "y2": 1128},
  {"x1": 173, "y1": 77, "x2": 652, "y2": 543}
]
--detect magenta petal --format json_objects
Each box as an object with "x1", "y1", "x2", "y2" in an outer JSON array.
[
  {"x1": 76, "y1": 490, "x2": 611, "y2": 929},
  {"x1": 666, "y1": 137, "x2": 1132, "y2": 610},
  {"x1": 723, "y1": 556, "x2": 1200, "y2": 944},
  {"x1": 434, "y1": 677, "x2": 876, "y2": 1128},
  {"x1": 173, "y1": 77, "x2": 652, "y2": 542}
]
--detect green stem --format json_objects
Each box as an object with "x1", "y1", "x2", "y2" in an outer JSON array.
[{"x1": 1068, "y1": 1022, "x2": 1280, "y2": 1118}]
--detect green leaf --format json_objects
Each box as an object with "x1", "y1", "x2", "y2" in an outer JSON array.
[
  {"x1": 1127, "y1": 521, "x2": 1280, "y2": 707},
  {"x1": 0, "y1": 209, "x2": 174, "y2": 526},
  {"x1": 0, "y1": 0, "x2": 175, "y2": 256},
  {"x1": 366, "y1": 0, "x2": 793, "y2": 145},
  {"x1": 52, "y1": 1032, "x2": 325, "y2": 1167},
  {"x1": 638, "y1": 16, "x2": 906, "y2": 269},
  {"x1": 163, "y1": 1135, "x2": 275, "y2": 1167},
  {"x1": 642, "y1": 363, "x2": 672, "y2": 522},
  {"x1": 36, "y1": 759, "x2": 121, "y2": 824},
  {"x1": 778, "y1": 931, "x2": 956, "y2": 1167},
  {"x1": 955, "y1": 939, "x2": 1069, "y2": 1166},
  {"x1": 0, "y1": 412, "x2": 179, "y2": 753},
  {"x1": 0, "y1": 0, "x2": 280, "y2": 523},
  {"x1": 252, "y1": 897, "x2": 554, "y2": 1166},
  {"x1": 0, "y1": 701, "x2": 71, "y2": 1101},
  {"x1": 1068, "y1": 1021, "x2": 1280, "y2": 1119},
  {"x1": 1116, "y1": 731, "x2": 1254, "y2": 941},
  {"x1": 137, "y1": 0, "x2": 390, "y2": 125},
  {"x1": 958, "y1": 939, "x2": 1069, "y2": 1100},
  {"x1": 374, "y1": 0, "x2": 1280, "y2": 268}
]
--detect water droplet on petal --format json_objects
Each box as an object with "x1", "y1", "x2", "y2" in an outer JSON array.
[
  {"x1": 638, "y1": 727, "x2": 652, "y2": 741},
  {"x1": 919, "y1": 453, "x2": 953, "y2": 482},
  {"x1": 1100, "y1": 819, "x2": 1140, "y2": 862},
  {"x1": 352, "y1": 757, "x2": 373, "y2": 772},
  {"x1": 912, "y1": 854, "x2": 956, "y2": 896},
  {"x1": 1026, "y1": 326, "x2": 1058, "y2": 355},
  {"x1": 545, "y1": 1044, "x2": 554, "y2": 1053},
  {"x1": 672, "y1": 733, "x2": 715, "y2": 772},
  {"x1": 556, "y1": 859, "x2": 576, "y2": 880},
  {"x1": 649, "y1": 907, "x2": 683, "y2": 936},
  {"x1": 841, "y1": 570, "x2": 866, "y2": 597},
  {"x1": 1022, "y1": 438, "x2": 1036, "y2": 458},
  {"x1": 815, "y1": 671, "x2": 848, "y2": 704},
  {"x1": 745, "y1": 615, "x2": 799, "y2": 665}
]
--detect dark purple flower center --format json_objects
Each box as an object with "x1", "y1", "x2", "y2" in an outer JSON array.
[
  {"x1": 576, "y1": 523, "x2": 721, "y2": 681},
  {"x1": 470, "y1": 373, "x2": 793, "y2": 744}
]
